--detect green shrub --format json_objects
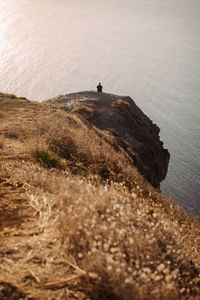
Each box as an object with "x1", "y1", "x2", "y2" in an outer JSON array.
[{"x1": 32, "y1": 148, "x2": 62, "y2": 169}]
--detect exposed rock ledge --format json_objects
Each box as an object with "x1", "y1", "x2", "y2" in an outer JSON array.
[{"x1": 47, "y1": 91, "x2": 170, "y2": 187}]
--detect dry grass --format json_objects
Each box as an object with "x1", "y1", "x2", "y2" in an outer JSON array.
[
  {"x1": 0, "y1": 91, "x2": 17, "y2": 99},
  {"x1": 1, "y1": 160, "x2": 199, "y2": 299},
  {"x1": 0, "y1": 93, "x2": 200, "y2": 299}
]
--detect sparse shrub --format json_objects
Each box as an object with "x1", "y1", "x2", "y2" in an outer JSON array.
[
  {"x1": 32, "y1": 148, "x2": 62, "y2": 169},
  {"x1": 88, "y1": 162, "x2": 110, "y2": 178},
  {"x1": 49, "y1": 136, "x2": 96, "y2": 170},
  {"x1": 48, "y1": 136, "x2": 77, "y2": 159},
  {"x1": 88, "y1": 162, "x2": 118, "y2": 180},
  {"x1": 72, "y1": 149, "x2": 90, "y2": 164}
]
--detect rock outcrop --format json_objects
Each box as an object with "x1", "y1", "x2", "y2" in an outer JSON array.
[{"x1": 48, "y1": 91, "x2": 170, "y2": 187}]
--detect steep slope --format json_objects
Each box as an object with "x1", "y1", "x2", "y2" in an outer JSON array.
[
  {"x1": 47, "y1": 91, "x2": 169, "y2": 187},
  {"x1": 0, "y1": 92, "x2": 199, "y2": 300}
]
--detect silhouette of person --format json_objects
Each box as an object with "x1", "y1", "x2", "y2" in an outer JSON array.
[{"x1": 97, "y1": 83, "x2": 103, "y2": 92}]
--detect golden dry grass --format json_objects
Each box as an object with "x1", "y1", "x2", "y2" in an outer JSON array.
[{"x1": 0, "y1": 93, "x2": 200, "y2": 299}]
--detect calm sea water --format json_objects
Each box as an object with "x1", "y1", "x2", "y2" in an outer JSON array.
[{"x1": 0, "y1": 0, "x2": 199, "y2": 214}]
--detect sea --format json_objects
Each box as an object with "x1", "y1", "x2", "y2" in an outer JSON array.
[{"x1": 0, "y1": 0, "x2": 199, "y2": 215}]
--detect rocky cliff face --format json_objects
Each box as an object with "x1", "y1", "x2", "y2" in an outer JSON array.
[{"x1": 48, "y1": 91, "x2": 170, "y2": 187}]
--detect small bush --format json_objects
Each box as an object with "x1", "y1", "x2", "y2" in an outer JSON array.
[
  {"x1": 72, "y1": 149, "x2": 90, "y2": 163},
  {"x1": 88, "y1": 162, "x2": 113, "y2": 179},
  {"x1": 32, "y1": 148, "x2": 62, "y2": 169},
  {"x1": 48, "y1": 136, "x2": 77, "y2": 159}
]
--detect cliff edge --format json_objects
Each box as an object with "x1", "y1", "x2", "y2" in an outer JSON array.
[{"x1": 48, "y1": 91, "x2": 170, "y2": 187}]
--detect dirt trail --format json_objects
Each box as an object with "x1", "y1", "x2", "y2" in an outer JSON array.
[
  {"x1": 0, "y1": 170, "x2": 87, "y2": 299},
  {"x1": 0, "y1": 174, "x2": 36, "y2": 299},
  {"x1": 0, "y1": 156, "x2": 86, "y2": 299},
  {"x1": 0, "y1": 177, "x2": 32, "y2": 231}
]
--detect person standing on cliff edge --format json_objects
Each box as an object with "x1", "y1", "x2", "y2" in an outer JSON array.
[{"x1": 97, "y1": 83, "x2": 103, "y2": 92}]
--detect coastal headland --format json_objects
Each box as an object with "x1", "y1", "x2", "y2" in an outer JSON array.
[{"x1": 0, "y1": 91, "x2": 199, "y2": 299}]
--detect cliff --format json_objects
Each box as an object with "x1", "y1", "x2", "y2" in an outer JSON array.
[
  {"x1": 0, "y1": 92, "x2": 199, "y2": 300},
  {"x1": 47, "y1": 91, "x2": 170, "y2": 187}
]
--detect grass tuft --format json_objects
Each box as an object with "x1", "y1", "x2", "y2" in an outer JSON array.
[{"x1": 32, "y1": 148, "x2": 62, "y2": 169}]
